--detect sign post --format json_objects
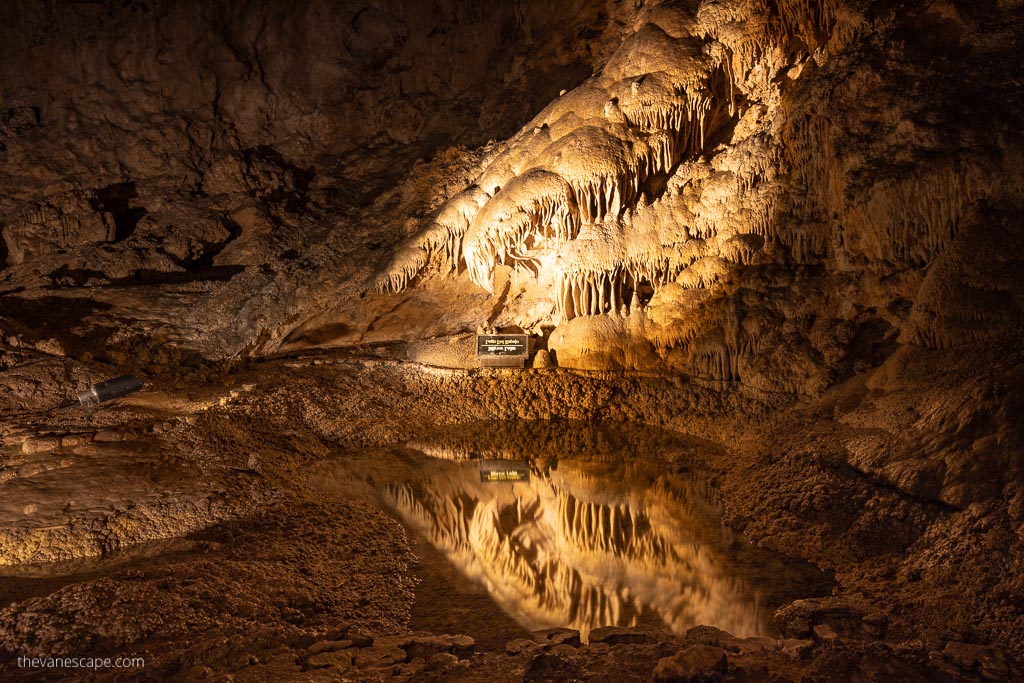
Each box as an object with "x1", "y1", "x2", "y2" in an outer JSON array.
[{"x1": 476, "y1": 334, "x2": 529, "y2": 368}]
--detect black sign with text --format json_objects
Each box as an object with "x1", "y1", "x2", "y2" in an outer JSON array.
[{"x1": 476, "y1": 334, "x2": 529, "y2": 357}]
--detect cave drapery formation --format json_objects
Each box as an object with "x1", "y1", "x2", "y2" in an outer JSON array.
[{"x1": 375, "y1": 0, "x2": 1022, "y2": 394}]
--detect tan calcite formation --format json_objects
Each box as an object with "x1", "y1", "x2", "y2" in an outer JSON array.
[
  {"x1": 373, "y1": 0, "x2": 833, "y2": 383},
  {"x1": 376, "y1": 3, "x2": 736, "y2": 298},
  {"x1": 375, "y1": 0, "x2": 1024, "y2": 395}
]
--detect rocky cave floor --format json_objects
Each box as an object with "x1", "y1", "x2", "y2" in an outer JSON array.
[{"x1": 0, "y1": 336, "x2": 1021, "y2": 683}]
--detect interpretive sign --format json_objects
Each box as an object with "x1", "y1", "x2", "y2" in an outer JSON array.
[
  {"x1": 476, "y1": 334, "x2": 529, "y2": 368},
  {"x1": 479, "y1": 459, "x2": 531, "y2": 483}
]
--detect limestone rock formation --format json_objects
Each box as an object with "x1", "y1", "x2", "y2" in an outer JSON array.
[
  {"x1": 372, "y1": 0, "x2": 1024, "y2": 397},
  {"x1": 532, "y1": 348, "x2": 554, "y2": 369}
]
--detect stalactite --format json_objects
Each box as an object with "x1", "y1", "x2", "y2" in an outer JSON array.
[
  {"x1": 774, "y1": 0, "x2": 839, "y2": 49},
  {"x1": 461, "y1": 170, "x2": 580, "y2": 291},
  {"x1": 558, "y1": 264, "x2": 652, "y2": 321}
]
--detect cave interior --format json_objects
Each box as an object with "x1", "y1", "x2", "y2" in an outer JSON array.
[{"x1": 0, "y1": 0, "x2": 1023, "y2": 681}]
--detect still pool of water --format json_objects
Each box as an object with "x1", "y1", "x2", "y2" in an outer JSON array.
[{"x1": 315, "y1": 420, "x2": 832, "y2": 645}]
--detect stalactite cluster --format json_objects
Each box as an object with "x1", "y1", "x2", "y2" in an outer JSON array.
[
  {"x1": 843, "y1": 165, "x2": 978, "y2": 267},
  {"x1": 374, "y1": 0, "x2": 841, "y2": 319},
  {"x1": 462, "y1": 170, "x2": 580, "y2": 290},
  {"x1": 5, "y1": 192, "x2": 116, "y2": 265},
  {"x1": 375, "y1": 4, "x2": 742, "y2": 298},
  {"x1": 374, "y1": 0, "x2": 1015, "y2": 388}
]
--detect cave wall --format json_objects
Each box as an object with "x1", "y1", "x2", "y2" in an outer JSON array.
[
  {"x1": 0, "y1": 0, "x2": 625, "y2": 358},
  {"x1": 0, "y1": 0, "x2": 608, "y2": 210},
  {"x1": 0, "y1": 0, "x2": 1022, "y2": 393}
]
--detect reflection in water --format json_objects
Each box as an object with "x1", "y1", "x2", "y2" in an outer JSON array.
[{"x1": 379, "y1": 421, "x2": 773, "y2": 640}]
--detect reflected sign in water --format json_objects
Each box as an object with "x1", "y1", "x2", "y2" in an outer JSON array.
[
  {"x1": 479, "y1": 459, "x2": 531, "y2": 483},
  {"x1": 378, "y1": 420, "x2": 826, "y2": 641}
]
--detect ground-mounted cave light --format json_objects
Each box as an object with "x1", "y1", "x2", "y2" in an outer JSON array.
[{"x1": 76, "y1": 374, "x2": 143, "y2": 410}]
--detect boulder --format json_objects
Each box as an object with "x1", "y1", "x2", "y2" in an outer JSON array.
[
  {"x1": 588, "y1": 626, "x2": 664, "y2": 645},
  {"x1": 653, "y1": 645, "x2": 728, "y2": 683}
]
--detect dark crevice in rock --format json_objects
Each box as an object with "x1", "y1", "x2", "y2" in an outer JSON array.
[
  {"x1": 824, "y1": 450, "x2": 962, "y2": 514},
  {"x1": 192, "y1": 215, "x2": 244, "y2": 269},
  {"x1": 131, "y1": 214, "x2": 252, "y2": 284},
  {"x1": 0, "y1": 105, "x2": 41, "y2": 135},
  {"x1": 832, "y1": 317, "x2": 901, "y2": 384},
  {"x1": 242, "y1": 146, "x2": 316, "y2": 213},
  {"x1": 47, "y1": 265, "x2": 109, "y2": 287},
  {"x1": 282, "y1": 322, "x2": 352, "y2": 347},
  {"x1": 90, "y1": 182, "x2": 147, "y2": 242},
  {"x1": 115, "y1": 266, "x2": 247, "y2": 286},
  {"x1": 0, "y1": 295, "x2": 113, "y2": 351}
]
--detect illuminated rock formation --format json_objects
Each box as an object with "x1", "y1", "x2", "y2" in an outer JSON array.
[
  {"x1": 0, "y1": 1, "x2": 1022, "y2": 679},
  {"x1": 377, "y1": 4, "x2": 737, "y2": 303},
  {"x1": 373, "y1": 0, "x2": 1024, "y2": 394}
]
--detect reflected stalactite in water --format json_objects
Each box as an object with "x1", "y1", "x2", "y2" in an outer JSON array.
[{"x1": 381, "y1": 421, "x2": 765, "y2": 640}]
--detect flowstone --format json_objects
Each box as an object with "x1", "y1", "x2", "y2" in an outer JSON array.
[{"x1": 374, "y1": 0, "x2": 1024, "y2": 395}]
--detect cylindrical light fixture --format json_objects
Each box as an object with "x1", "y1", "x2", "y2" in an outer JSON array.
[{"x1": 77, "y1": 375, "x2": 144, "y2": 408}]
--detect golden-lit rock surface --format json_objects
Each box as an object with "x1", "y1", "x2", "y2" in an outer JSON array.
[
  {"x1": 370, "y1": 0, "x2": 1023, "y2": 394},
  {"x1": 0, "y1": 0, "x2": 1023, "y2": 680}
]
